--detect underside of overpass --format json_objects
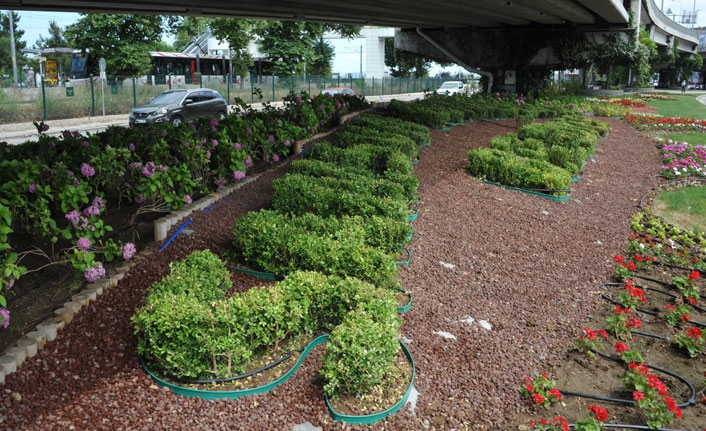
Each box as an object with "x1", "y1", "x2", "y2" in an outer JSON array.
[{"x1": 0, "y1": 0, "x2": 698, "y2": 91}]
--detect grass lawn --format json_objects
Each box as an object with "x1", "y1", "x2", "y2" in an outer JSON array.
[
  {"x1": 666, "y1": 132, "x2": 706, "y2": 146},
  {"x1": 647, "y1": 94, "x2": 706, "y2": 120},
  {"x1": 652, "y1": 186, "x2": 706, "y2": 234}
]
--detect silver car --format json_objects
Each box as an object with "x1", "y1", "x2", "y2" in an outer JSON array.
[{"x1": 129, "y1": 88, "x2": 227, "y2": 127}]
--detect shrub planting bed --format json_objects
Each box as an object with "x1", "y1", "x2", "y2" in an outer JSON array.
[
  {"x1": 466, "y1": 114, "x2": 609, "y2": 198},
  {"x1": 0, "y1": 92, "x2": 366, "y2": 348},
  {"x1": 1, "y1": 106, "x2": 691, "y2": 431}
]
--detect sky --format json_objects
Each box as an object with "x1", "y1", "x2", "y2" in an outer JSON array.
[{"x1": 7, "y1": 1, "x2": 706, "y2": 76}]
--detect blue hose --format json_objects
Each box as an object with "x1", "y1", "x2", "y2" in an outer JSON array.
[{"x1": 159, "y1": 218, "x2": 193, "y2": 252}]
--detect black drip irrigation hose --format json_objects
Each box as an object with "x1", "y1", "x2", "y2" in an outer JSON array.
[
  {"x1": 560, "y1": 350, "x2": 696, "y2": 408},
  {"x1": 599, "y1": 283, "x2": 706, "y2": 328},
  {"x1": 661, "y1": 262, "x2": 705, "y2": 275},
  {"x1": 478, "y1": 118, "x2": 518, "y2": 129},
  {"x1": 6, "y1": 264, "x2": 68, "y2": 307},
  {"x1": 149, "y1": 352, "x2": 294, "y2": 385}
]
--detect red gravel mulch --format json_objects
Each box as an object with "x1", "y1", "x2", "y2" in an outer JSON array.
[{"x1": 0, "y1": 118, "x2": 662, "y2": 431}]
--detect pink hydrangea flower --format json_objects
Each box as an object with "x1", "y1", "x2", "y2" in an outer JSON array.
[
  {"x1": 233, "y1": 170, "x2": 246, "y2": 181},
  {"x1": 28, "y1": 183, "x2": 37, "y2": 193},
  {"x1": 84, "y1": 263, "x2": 105, "y2": 282},
  {"x1": 0, "y1": 308, "x2": 10, "y2": 328},
  {"x1": 284, "y1": 140, "x2": 291, "y2": 147},
  {"x1": 80, "y1": 163, "x2": 95, "y2": 178},
  {"x1": 77, "y1": 237, "x2": 91, "y2": 252},
  {"x1": 184, "y1": 194, "x2": 192, "y2": 204},
  {"x1": 272, "y1": 154, "x2": 280, "y2": 163},
  {"x1": 120, "y1": 242, "x2": 136, "y2": 260}
]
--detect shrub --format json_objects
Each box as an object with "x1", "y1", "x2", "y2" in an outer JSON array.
[
  {"x1": 333, "y1": 126, "x2": 419, "y2": 159},
  {"x1": 307, "y1": 142, "x2": 412, "y2": 177},
  {"x1": 321, "y1": 305, "x2": 401, "y2": 398},
  {"x1": 388, "y1": 99, "x2": 451, "y2": 128},
  {"x1": 233, "y1": 210, "x2": 409, "y2": 255},
  {"x1": 354, "y1": 114, "x2": 430, "y2": 146},
  {"x1": 467, "y1": 148, "x2": 571, "y2": 194},
  {"x1": 133, "y1": 262, "x2": 401, "y2": 388},
  {"x1": 232, "y1": 210, "x2": 400, "y2": 288}
]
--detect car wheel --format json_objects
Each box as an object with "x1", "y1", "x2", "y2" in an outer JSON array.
[
  {"x1": 217, "y1": 110, "x2": 226, "y2": 120},
  {"x1": 170, "y1": 116, "x2": 184, "y2": 127}
]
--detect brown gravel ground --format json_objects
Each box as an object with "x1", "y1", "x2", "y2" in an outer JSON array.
[{"x1": 0, "y1": 118, "x2": 662, "y2": 431}]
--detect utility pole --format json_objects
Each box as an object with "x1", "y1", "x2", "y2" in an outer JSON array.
[
  {"x1": 8, "y1": 11, "x2": 18, "y2": 87},
  {"x1": 359, "y1": 45, "x2": 363, "y2": 79},
  {"x1": 692, "y1": 0, "x2": 696, "y2": 29}
]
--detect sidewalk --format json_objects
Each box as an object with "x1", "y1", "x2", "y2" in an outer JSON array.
[{"x1": 0, "y1": 92, "x2": 426, "y2": 146}]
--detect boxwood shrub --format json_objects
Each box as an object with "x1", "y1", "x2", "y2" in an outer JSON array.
[
  {"x1": 232, "y1": 210, "x2": 410, "y2": 255},
  {"x1": 354, "y1": 114, "x2": 430, "y2": 146},
  {"x1": 467, "y1": 148, "x2": 571, "y2": 193},
  {"x1": 388, "y1": 99, "x2": 453, "y2": 128},
  {"x1": 231, "y1": 209, "x2": 400, "y2": 287},
  {"x1": 333, "y1": 126, "x2": 419, "y2": 159},
  {"x1": 307, "y1": 142, "x2": 412, "y2": 176},
  {"x1": 271, "y1": 174, "x2": 408, "y2": 220},
  {"x1": 133, "y1": 260, "x2": 401, "y2": 395}
]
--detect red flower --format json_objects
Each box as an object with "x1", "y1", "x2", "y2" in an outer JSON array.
[
  {"x1": 627, "y1": 318, "x2": 642, "y2": 329},
  {"x1": 686, "y1": 296, "x2": 697, "y2": 305},
  {"x1": 614, "y1": 342, "x2": 629, "y2": 353},
  {"x1": 633, "y1": 391, "x2": 644, "y2": 402},
  {"x1": 689, "y1": 270, "x2": 700, "y2": 281},
  {"x1": 634, "y1": 254, "x2": 643, "y2": 262},
  {"x1": 551, "y1": 416, "x2": 569, "y2": 431},
  {"x1": 541, "y1": 372, "x2": 548, "y2": 379},
  {"x1": 532, "y1": 393, "x2": 545, "y2": 404},
  {"x1": 587, "y1": 405, "x2": 609, "y2": 422},
  {"x1": 614, "y1": 255, "x2": 625, "y2": 264},
  {"x1": 526, "y1": 384, "x2": 534, "y2": 393},
  {"x1": 549, "y1": 388, "x2": 562, "y2": 400},
  {"x1": 687, "y1": 327, "x2": 702, "y2": 339},
  {"x1": 665, "y1": 304, "x2": 675, "y2": 312},
  {"x1": 628, "y1": 262, "x2": 636, "y2": 271},
  {"x1": 682, "y1": 313, "x2": 691, "y2": 322}
]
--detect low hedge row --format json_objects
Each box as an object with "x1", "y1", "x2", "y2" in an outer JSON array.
[
  {"x1": 133, "y1": 255, "x2": 401, "y2": 399},
  {"x1": 307, "y1": 142, "x2": 413, "y2": 177},
  {"x1": 353, "y1": 114, "x2": 430, "y2": 147},
  {"x1": 467, "y1": 148, "x2": 571, "y2": 193},
  {"x1": 388, "y1": 99, "x2": 462, "y2": 128},
  {"x1": 272, "y1": 174, "x2": 408, "y2": 221},
  {"x1": 232, "y1": 209, "x2": 409, "y2": 262},
  {"x1": 332, "y1": 126, "x2": 419, "y2": 159}
]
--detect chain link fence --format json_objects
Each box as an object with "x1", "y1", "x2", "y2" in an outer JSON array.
[{"x1": 0, "y1": 74, "x2": 456, "y2": 124}]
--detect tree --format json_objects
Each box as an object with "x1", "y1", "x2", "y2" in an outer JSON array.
[
  {"x1": 0, "y1": 11, "x2": 27, "y2": 76},
  {"x1": 65, "y1": 14, "x2": 163, "y2": 77},
  {"x1": 384, "y1": 38, "x2": 433, "y2": 78},
  {"x1": 209, "y1": 18, "x2": 255, "y2": 78},
  {"x1": 308, "y1": 38, "x2": 334, "y2": 77},
  {"x1": 166, "y1": 16, "x2": 212, "y2": 51},
  {"x1": 34, "y1": 21, "x2": 67, "y2": 49},
  {"x1": 256, "y1": 21, "x2": 360, "y2": 76}
]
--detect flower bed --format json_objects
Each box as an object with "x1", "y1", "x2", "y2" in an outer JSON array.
[
  {"x1": 518, "y1": 199, "x2": 706, "y2": 430},
  {"x1": 623, "y1": 113, "x2": 706, "y2": 132},
  {"x1": 659, "y1": 139, "x2": 706, "y2": 179},
  {"x1": 0, "y1": 92, "x2": 366, "y2": 325}
]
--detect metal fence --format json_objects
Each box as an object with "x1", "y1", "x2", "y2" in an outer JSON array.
[{"x1": 0, "y1": 74, "x2": 454, "y2": 124}]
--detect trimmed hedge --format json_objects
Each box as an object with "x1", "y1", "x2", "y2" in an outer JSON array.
[
  {"x1": 232, "y1": 208, "x2": 400, "y2": 287},
  {"x1": 354, "y1": 114, "x2": 430, "y2": 146},
  {"x1": 307, "y1": 142, "x2": 412, "y2": 176},
  {"x1": 333, "y1": 126, "x2": 419, "y2": 159},
  {"x1": 272, "y1": 174, "x2": 408, "y2": 220},
  {"x1": 388, "y1": 99, "x2": 454, "y2": 128},
  {"x1": 134, "y1": 260, "x2": 400, "y2": 390},
  {"x1": 467, "y1": 148, "x2": 571, "y2": 193},
  {"x1": 232, "y1": 210, "x2": 410, "y2": 255}
]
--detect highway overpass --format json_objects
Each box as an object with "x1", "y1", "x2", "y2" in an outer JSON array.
[{"x1": 1, "y1": 0, "x2": 698, "y2": 89}]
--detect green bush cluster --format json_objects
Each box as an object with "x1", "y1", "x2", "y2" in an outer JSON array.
[
  {"x1": 467, "y1": 148, "x2": 572, "y2": 192},
  {"x1": 387, "y1": 93, "x2": 574, "y2": 126},
  {"x1": 133, "y1": 259, "x2": 401, "y2": 387},
  {"x1": 354, "y1": 114, "x2": 430, "y2": 147},
  {"x1": 468, "y1": 115, "x2": 609, "y2": 193},
  {"x1": 231, "y1": 211, "x2": 403, "y2": 288},
  {"x1": 333, "y1": 126, "x2": 419, "y2": 159}
]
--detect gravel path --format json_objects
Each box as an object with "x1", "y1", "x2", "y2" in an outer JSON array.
[{"x1": 0, "y1": 118, "x2": 661, "y2": 431}]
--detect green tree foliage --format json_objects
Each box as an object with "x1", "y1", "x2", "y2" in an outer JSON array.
[
  {"x1": 384, "y1": 38, "x2": 433, "y2": 78},
  {"x1": 308, "y1": 38, "x2": 335, "y2": 77},
  {"x1": 65, "y1": 14, "x2": 163, "y2": 77},
  {"x1": 165, "y1": 16, "x2": 211, "y2": 51},
  {"x1": 256, "y1": 21, "x2": 360, "y2": 76},
  {"x1": 209, "y1": 18, "x2": 255, "y2": 78},
  {"x1": 0, "y1": 11, "x2": 27, "y2": 75},
  {"x1": 34, "y1": 21, "x2": 71, "y2": 74}
]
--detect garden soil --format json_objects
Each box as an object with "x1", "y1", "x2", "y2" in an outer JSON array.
[{"x1": 0, "y1": 118, "x2": 679, "y2": 430}]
